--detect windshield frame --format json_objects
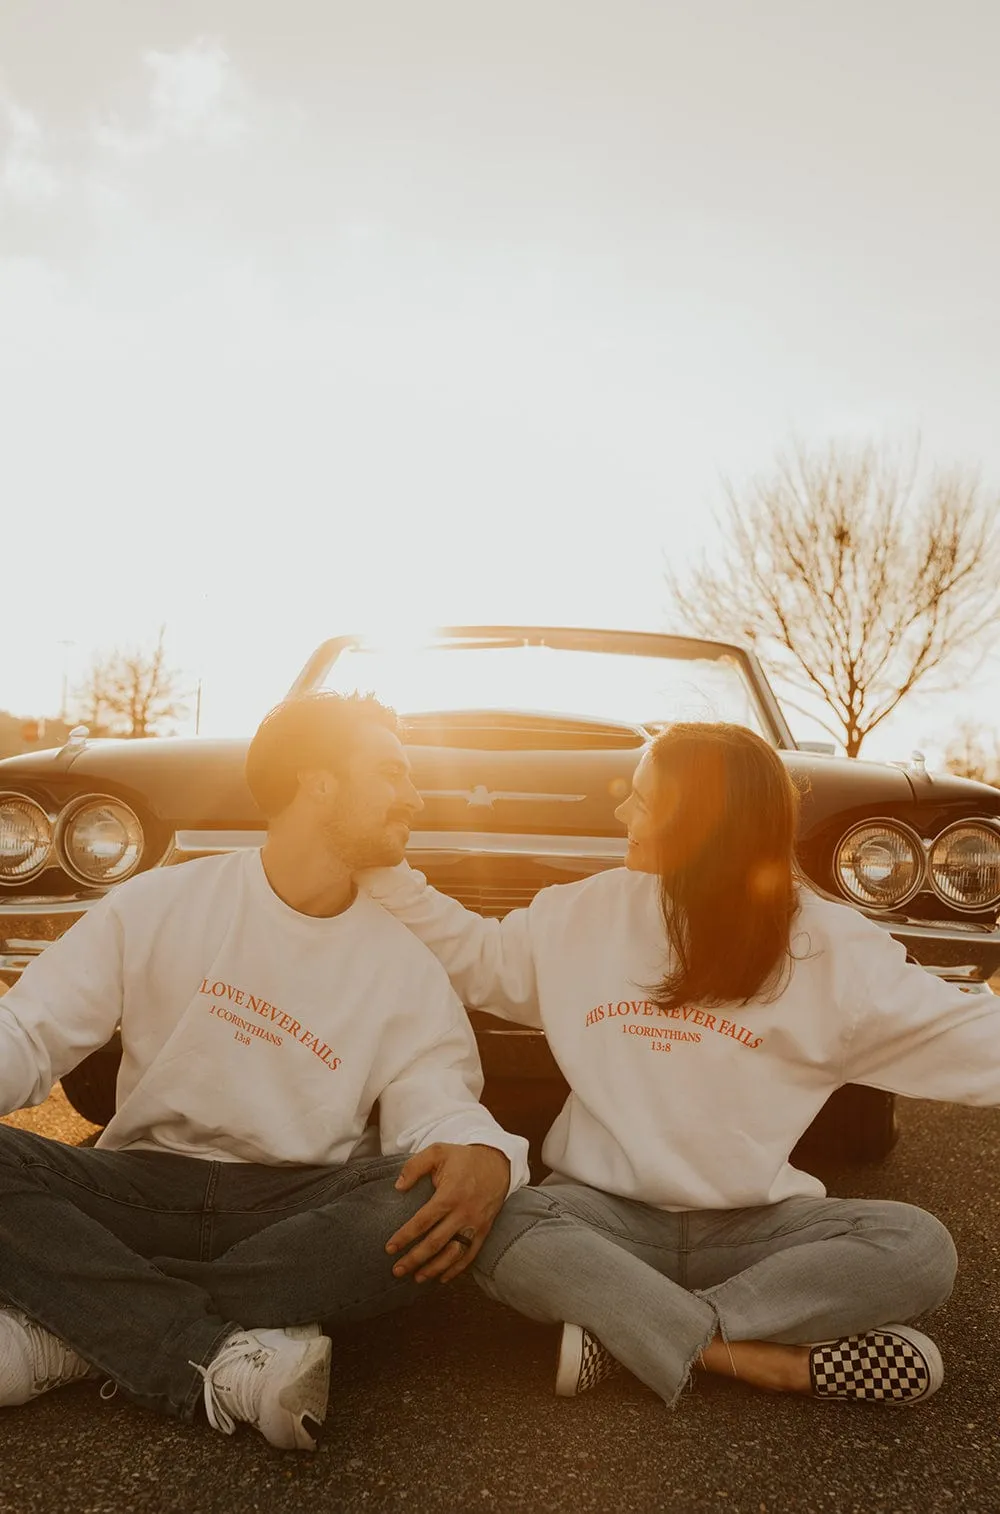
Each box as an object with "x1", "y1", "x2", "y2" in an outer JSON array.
[{"x1": 287, "y1": 625, "x2": 796, "y2": 750}]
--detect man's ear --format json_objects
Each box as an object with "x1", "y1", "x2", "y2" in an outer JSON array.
[{"x1": 297, "y1": 767, "x2": 339, "y2": 804}]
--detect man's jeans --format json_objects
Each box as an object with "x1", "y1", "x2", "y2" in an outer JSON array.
[
  {"x1": 0, "y1": 1127, "x2": 436, "y2": 1422},
  {"x1": 474, "y1": 1179, "x2": 958, "y2": 1405}
]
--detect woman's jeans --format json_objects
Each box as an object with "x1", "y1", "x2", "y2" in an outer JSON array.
[
  {"x1": 473, "y1": 1179, "x2": 958, "y2": 1406},
  {"x1": 0, "y1": 1127, "x2": 436, "y2": 1422}
]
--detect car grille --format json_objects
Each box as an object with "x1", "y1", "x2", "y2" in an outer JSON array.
[
  {"x1": 425, "y1": 855, "x2": 618, "y2": 917},
  {"x1": 442, "y1": 882, "x2": 543, "y2": 917}
]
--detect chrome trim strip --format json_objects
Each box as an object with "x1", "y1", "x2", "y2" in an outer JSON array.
[
  {"x1": 422, "y1": 789, "x2": 587, "y2": 807},
  {"x1": 407, "y1": 831, "x2": 626, "y2": 861},
  {"x1": 169, "y1": 829, "x2": 627, "y2": 862},
  {"x1": 919, "y1": 963, "x2": 991, "y2": 983},
  {"x1": 0, "y1": 955, "x2": 40, "y2": 978},
  {"x1": 0, "y1": 895, "x2": 100, "y2": 916},
  {"x1": 742, "y1": 649, "x2": 797, "y2": 749},
  {"x1": 873, "y1": 916, "x2": 996, "y2": 940},
  {"x1": 169, "y1": 830, "x2": 265, "y2": 857}
]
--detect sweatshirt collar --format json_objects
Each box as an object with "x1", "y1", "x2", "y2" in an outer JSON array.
[{"x1": 244, "y1": 849, "x2": 368, "y2": 933}]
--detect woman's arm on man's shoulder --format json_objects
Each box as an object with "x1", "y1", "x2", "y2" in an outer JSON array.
[{"x1": 357, "y1": 863, "x2": 542, "y2": 1027}]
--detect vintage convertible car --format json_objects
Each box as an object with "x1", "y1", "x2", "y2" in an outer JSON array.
[{"x1": 1, "y1": 626, "x2": 999, "y2": 1173}]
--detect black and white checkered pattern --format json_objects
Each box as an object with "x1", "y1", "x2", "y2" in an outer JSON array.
[
  {"x1": 556, "y1": 1324, "x2": 622, "y2": 1396},
  {"x1": 809, "y1": 1328, "x2": 934, "y2": 1403},
  {"x1": 577, "y1": 1329, "x2": 619, "y2": 1394}
]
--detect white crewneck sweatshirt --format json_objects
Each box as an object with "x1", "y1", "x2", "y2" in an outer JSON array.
[
  {"x1": 360, "y1": 863, "x2": 1000, "y2": 1210},
  {"x1": 0, "y1": 850, "x2": 529, "y2": 1188}
]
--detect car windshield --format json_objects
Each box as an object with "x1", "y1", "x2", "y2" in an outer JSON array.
[{"x1": 318, "y1": 642, "x2": 773, "y2": 739}]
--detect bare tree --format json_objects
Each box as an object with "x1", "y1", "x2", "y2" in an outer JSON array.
[
  {"x1": 943, "y1": 723, "x2": 1000, "y2": 787},
  {"x1": 74, "y1": 627, "x2": 188, "y2": 739},
  {"x1": 73, "y1": 663, "x2": 114, "y2": 737},
  {"x1": 666, "y1": 439, "x2": 1000, "y2": 756}
]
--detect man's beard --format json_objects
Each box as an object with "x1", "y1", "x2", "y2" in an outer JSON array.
[{"x1": 321, "y1": 813, "x2": 410, "y2": 871}]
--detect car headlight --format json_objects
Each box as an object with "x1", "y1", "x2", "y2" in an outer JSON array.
[
  {"x1": 834, "y1": 821, "x2": 924, "y2": 908},
  {"x1": 0, "y1": 794, "x2": 53, "y2": 883},
  {"x1": 57, "y1": 796, "x2": 144, "y2": 886},
  {"x1": 929, "y1": 823, "x2": 1000, "y2": 911}
]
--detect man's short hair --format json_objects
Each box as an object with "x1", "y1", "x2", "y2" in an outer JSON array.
[{"x1": 245, "y1": 691, "x2": 399, "y2": 819}]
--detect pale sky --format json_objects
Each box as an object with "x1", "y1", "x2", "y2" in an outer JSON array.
[{"x1": 1, "y1": 0, "x2": 998, "y2": 764}]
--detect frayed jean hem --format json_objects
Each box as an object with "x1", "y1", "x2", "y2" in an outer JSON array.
[{"x1": 668, "y1": 1307, "x2": 723, "y2": 1409}]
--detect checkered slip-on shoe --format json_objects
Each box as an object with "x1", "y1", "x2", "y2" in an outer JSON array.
[
  {"x1": 555, "y1": 1323, "x2": 622, "y2": 1397},
  {"x1": 808, "y1": 1324, "x2": 943, "y2": 1405}
]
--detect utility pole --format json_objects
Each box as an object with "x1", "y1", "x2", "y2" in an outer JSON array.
[{"x1": 57, "y1": 640, "x2": 75, "y2": 723}]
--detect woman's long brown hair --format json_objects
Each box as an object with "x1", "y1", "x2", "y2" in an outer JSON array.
[{"x1": 646, "y1": 723, "x2": 801, "y2": 1009}]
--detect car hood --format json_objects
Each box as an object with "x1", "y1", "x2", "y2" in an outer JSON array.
[
  {"x1": 782, "y1": 751, "x2": 1000, "y2": 839},
  {"x1": 1, "y1": 737, "x2": 261, "y2": 827},
  {"x1": 783, "y1": 751, "x2": 917, "y2": 836},
  {"x1": 4, "y1": 731, "x2": 997, "y2": 842}
]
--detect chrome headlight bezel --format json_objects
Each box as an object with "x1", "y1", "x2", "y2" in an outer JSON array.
[
  {"x1": 928, "y1": 820, "x2": 1000, "y2": 913},
  {"x1": 54, "y1": 794, "x2": 145, "y2": 888},
  {"x1": 0, "y1": 792, "x2": 54, "y2": 886},
  {"x1": 833, "y1": 818, "x2": 925, "y2": 910}
]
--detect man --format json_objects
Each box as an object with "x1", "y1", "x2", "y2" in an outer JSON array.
[{"x1": 0, "y1": 692, "x2": 527, "y2": 1450}]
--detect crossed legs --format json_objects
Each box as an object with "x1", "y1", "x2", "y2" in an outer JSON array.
[
  {"x1": 0, "y1": 1128, "x2": 433, "y2": 1421},
  {"x1": 473, "y1": 1180, "x2": 957, "y2": 1405}
]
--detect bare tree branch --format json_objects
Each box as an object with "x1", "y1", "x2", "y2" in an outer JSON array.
[
  {"x1": 665, "y1": 438, "x2": 1000, "y2": 756},
  {"x1": 73, "y1": 627, "x2": 188, "y2": 739},
  {"x1": 943, "y1": 723, "x2": 1000, "y2": 787}
]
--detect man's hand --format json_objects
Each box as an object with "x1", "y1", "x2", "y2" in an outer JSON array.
[{"x1": 385, "y1": 1143, "x2": 511, "y2": 1284}]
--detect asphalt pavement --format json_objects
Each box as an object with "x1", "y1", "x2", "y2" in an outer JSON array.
[{"x1": 1, "y1": 1087, "x2": 999, "y2": 1514}]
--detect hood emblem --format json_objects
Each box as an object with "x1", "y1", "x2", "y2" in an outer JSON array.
[{"x1": 423, "y1": 787, "x2": 586, "y2": 811}]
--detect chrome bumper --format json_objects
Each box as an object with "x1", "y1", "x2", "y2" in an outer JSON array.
[
  {"x1": 874, "y1": 918, "x2": 1000, "y2": 983},
  {"x1": 3, "y1": 898, "x2": 999, "y2": 990},
  {"x1": 2, "y1": 830, "x2": 1000, "y2": 988},
  {"x1": 0, "y1": 896, "x2": 102, "y2": 981}
]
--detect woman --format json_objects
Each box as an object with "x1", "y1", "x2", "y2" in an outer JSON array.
[{"x1": 362, "y1": 723, "x2": 1000, "y2": 1408}]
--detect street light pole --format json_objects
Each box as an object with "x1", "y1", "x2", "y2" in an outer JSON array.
[{"x1": 57, "y1": 640, "x2": 75, "y2": 723}]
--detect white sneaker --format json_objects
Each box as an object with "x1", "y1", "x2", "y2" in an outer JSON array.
[
  {"x1": 555, "y1": 1322, "x2": 622, "y2": 1397},
  {"x1": 194, "y1": 1325, "x2": 331, "y2": 1450},
  {"x1": 0, "y1": 1307, "x2": 93, "y2": 1407}
]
